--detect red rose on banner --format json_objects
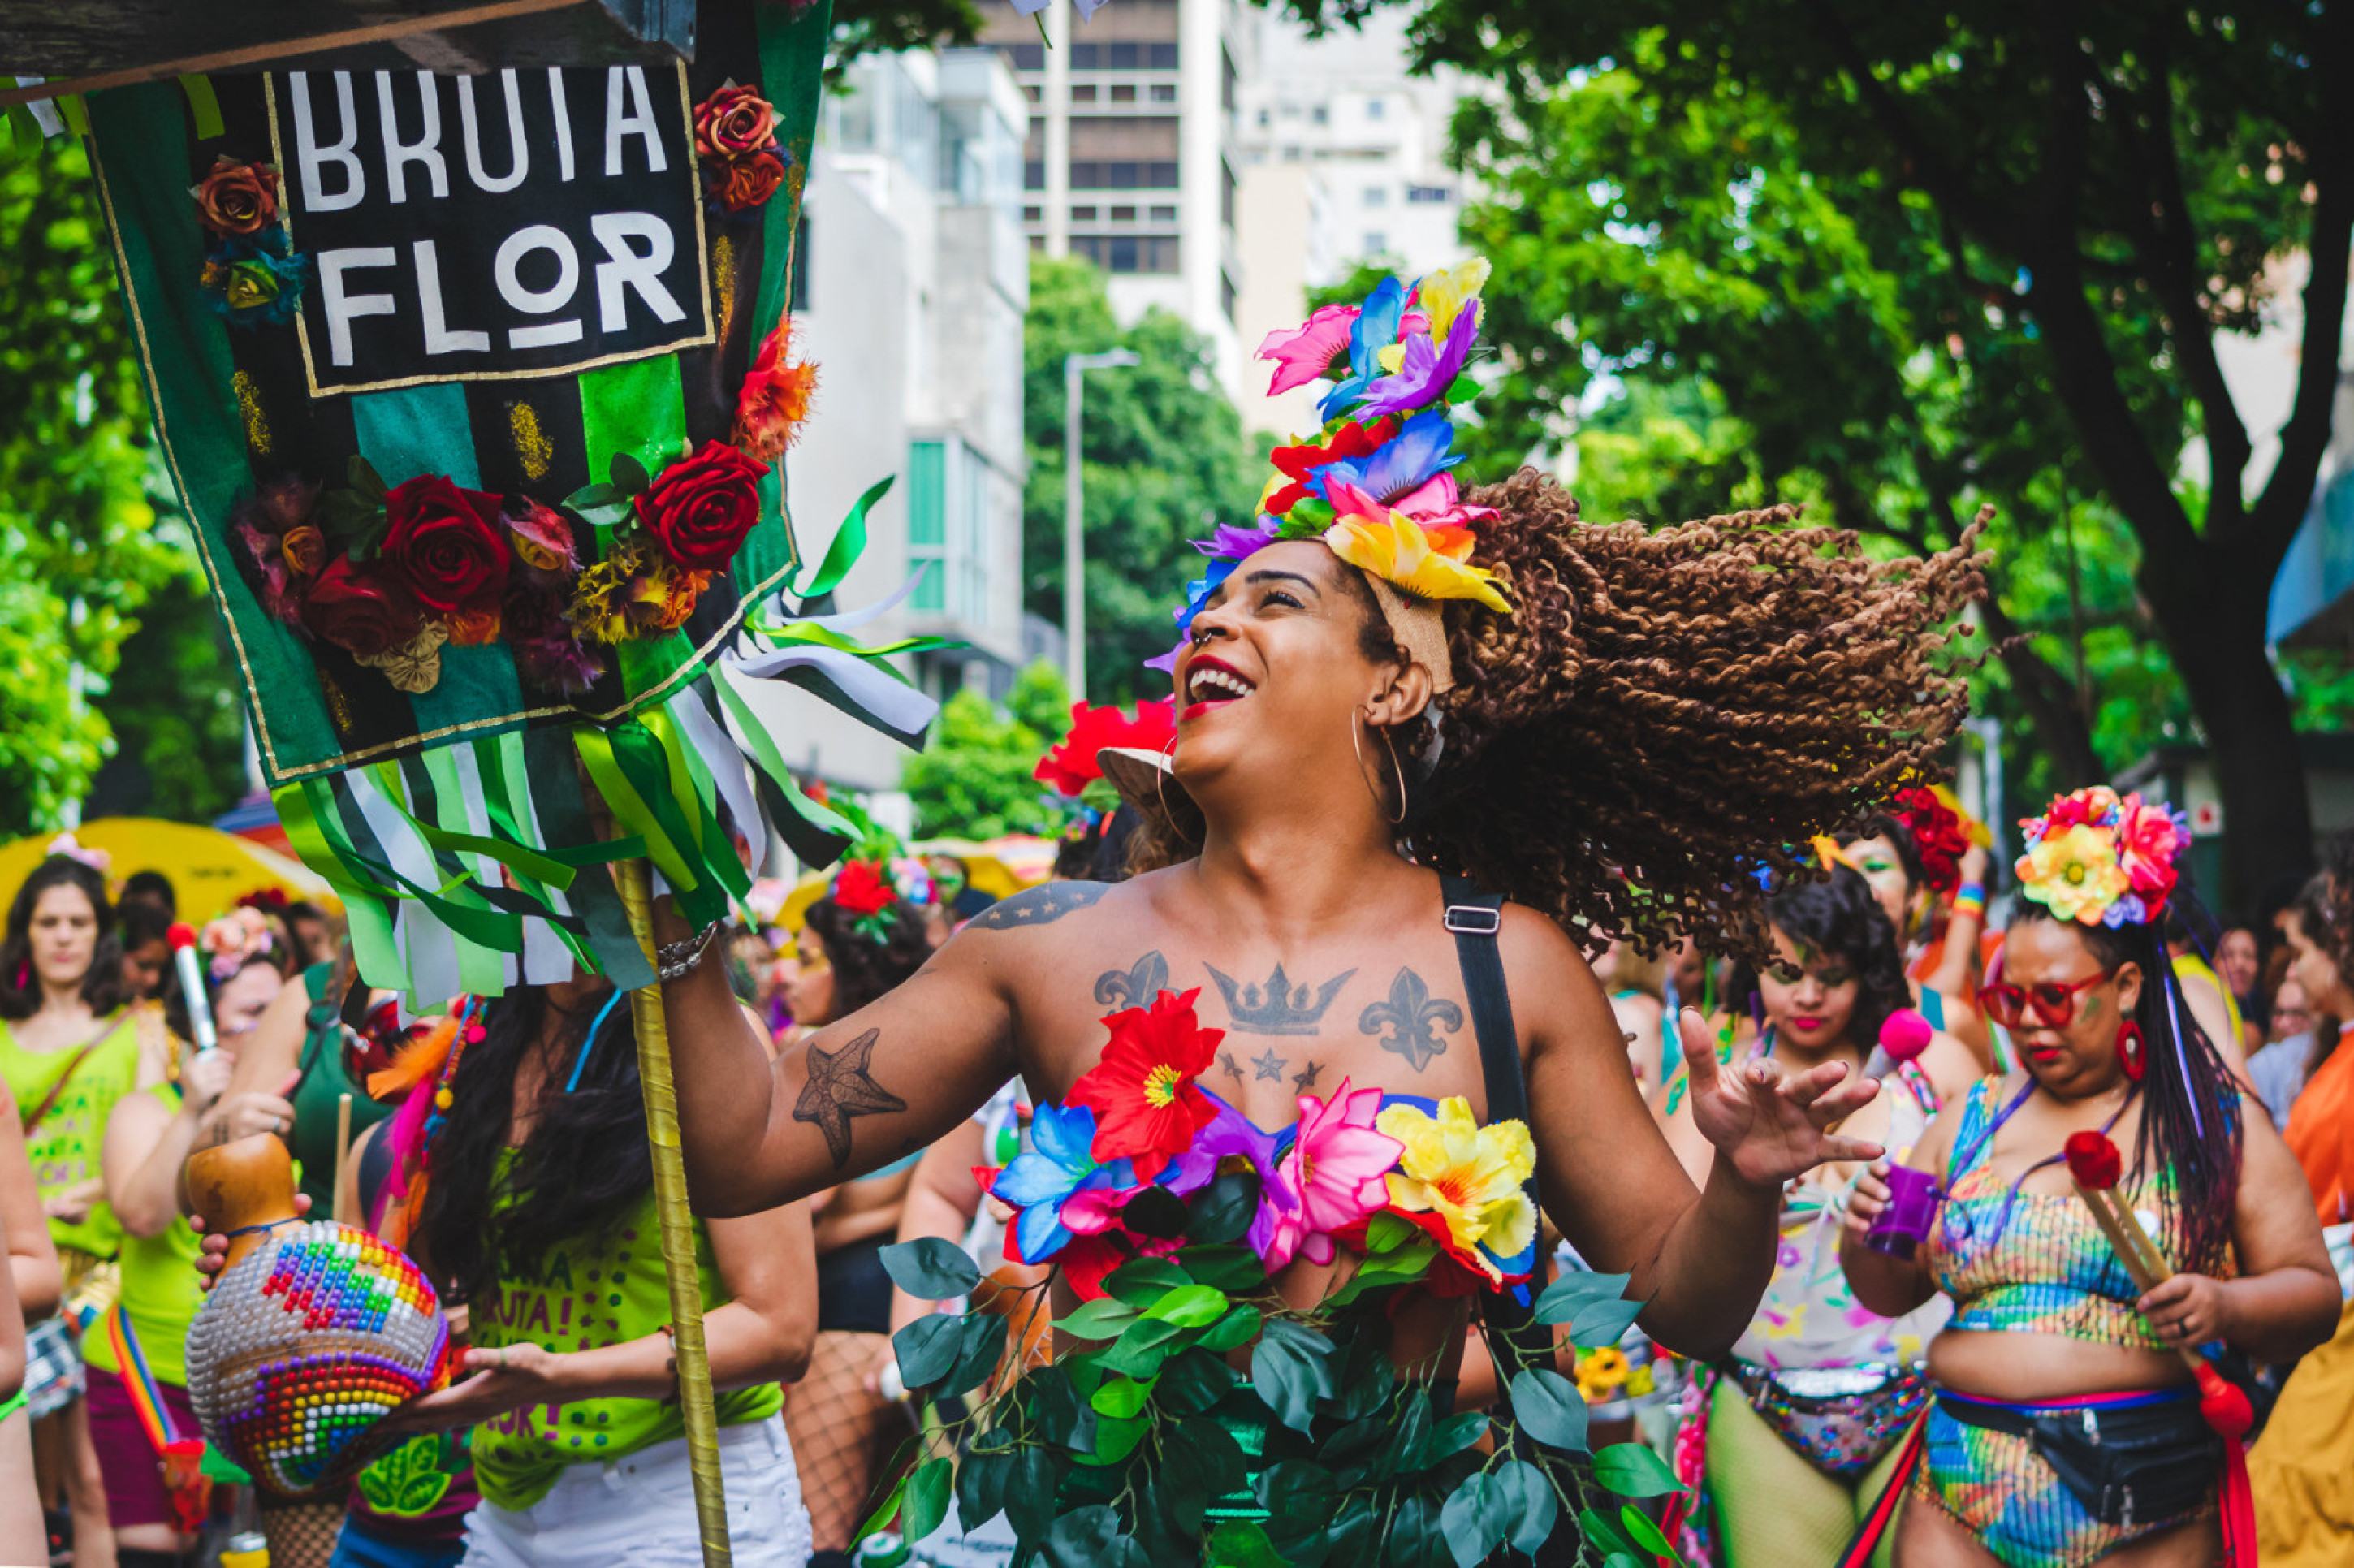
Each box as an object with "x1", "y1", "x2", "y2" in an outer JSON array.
[
  {"x1": 191, "y1": 156, "x2": 280, "y2": 235},
  {"x1": 301, "y1": 558, "x2": 422, "y2": 660},
  {"x1": 380, "y1": 476, "x2": 510, "y2": 613},
  {"x1": 693, "y1": 82, "x2": 779, "y2": 160},
  {"x1": 637, "y1": 441, "x2": 771, "y2": 572},
  {"x1": 710, "y1": 149, "x2": 787, "y2": 213}
]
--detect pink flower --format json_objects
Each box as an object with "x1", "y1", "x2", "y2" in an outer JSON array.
[
  {"x1": 1263, "y1": 1078, "x2": 1402, "y2": 1270},
  {"x1": 2114, "y1": 796, "x2": 2186, "y2": 899},
  {"x1": 1259, "y1": 303, "x2": 1361, "y2": 395}
]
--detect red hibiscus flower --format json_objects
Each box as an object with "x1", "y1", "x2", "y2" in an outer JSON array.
[
  {"x1": 1034, "y1": 698, "x2": 1177, "y2": 796},
  {"x1": 830, "y1": 860, "x2": 893, "y2": 918},
  {"x1": 1894, "y1": 786, "x2": 1968, "y2": 898},
  {"x1": 1065, "y1": 987, "x2": 1222, "y2": 1180},
  {"x1": 1264, "y1": 417, "x2": 1396, "y2": 516},
  {"x1": 2063, "y1": 1131, "x2": 2123, "y2": 1190},
  {"x1": 381, "y1": 475, "x2": 509, "y2": 614}
]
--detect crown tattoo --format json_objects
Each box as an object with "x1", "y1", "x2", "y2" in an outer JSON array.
[{"x1": 1204, "y1": 962, "x2": 1357, "y2": 1036}]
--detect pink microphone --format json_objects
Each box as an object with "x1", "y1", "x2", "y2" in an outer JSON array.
[{"x1": 168, "y1": 922, "x2": 218, "y2": 1056}]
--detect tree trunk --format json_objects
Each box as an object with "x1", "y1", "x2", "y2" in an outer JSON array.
[{"x1": 2139, "y1": 551, "x2": 2316, "y2": 908}]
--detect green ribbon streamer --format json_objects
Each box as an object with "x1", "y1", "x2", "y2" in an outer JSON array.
[
  {"x1": 575, "y1": 726, "x2": 696, "y2": 895},
  {"x1": 793, "y1": 475, "x2": 894, "y2": 600},
  {"x1": 175, "y1": 75, "x2": 223, "y2": 140},
  {"x1": 279, "y1": 782, "x2": 405, "y2": 984},
  {"x1": 58, "y1": 95, "x2": 88, "y2": 137},
  {"x1": 528, "y1": 729, "x2": 652, "y2": 989}
]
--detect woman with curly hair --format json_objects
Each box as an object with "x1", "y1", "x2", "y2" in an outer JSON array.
[
  {"x1": 657, "y1": 260, "x2": 1985, "y2": 1561},
  {"x1": 777, "y1": 863, "x2": 937, "y2": 1568},
  {"x1": 1657, "y1": 866, "x2": 1978, "y2": 1565}
]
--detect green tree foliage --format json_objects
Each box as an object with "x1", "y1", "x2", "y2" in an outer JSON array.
[
  {"x1": 0, "y1": 136, "x2": 232, "y2": 836},
  {"x1": 901, "y1": 662, "x2": 1073, "y2": 839},
  {"x1": 1023, "y1": 257, "x2": 1258, "y2": 704},
  {"x1": 1281, "y1": 4, "x2": 2351, "y2": 896},
  {"x1": 831, "y1": 0, "x2": 981, "y2": 74}
]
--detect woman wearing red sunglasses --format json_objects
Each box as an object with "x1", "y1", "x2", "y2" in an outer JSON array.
[{"x1": 1842, "y1": 788, "x2": 2336, "y2": 1568}]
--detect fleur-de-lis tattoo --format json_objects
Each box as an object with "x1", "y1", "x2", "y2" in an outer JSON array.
[
  {"x1": 1359, "y1": 968, "x2": 1464, "y2": 1073},
  {"x1": 1095, "y1": 950, "x2": 1172, "y2": 1010}
]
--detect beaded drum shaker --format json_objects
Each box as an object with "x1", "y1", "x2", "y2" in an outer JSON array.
[{"x1": 184, "y1": 1134, "x2": 453, "y2": 1496}]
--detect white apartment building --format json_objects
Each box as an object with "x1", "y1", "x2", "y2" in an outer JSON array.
[
  {"x1": 741, "y1": 48, "x2": 1032, "y2": 795},
  {"x1": 1230, "y1": 9, "x2": 1474, "y2": 425},
  {"x1": 978, "y1": 0, "x2": 1248, "y2": 393}
]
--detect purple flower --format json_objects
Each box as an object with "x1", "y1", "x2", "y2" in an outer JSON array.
[
  {"x1": 1354, "y1": 306, "x2": 1479, "y2": 421},
  {"x1": 1192, "y1": 518, "x2": 1281, "y2": 559},
  {"x1": 1311, "y1": 407, "x2": 1462, "y2": 510},
  {"x1": 1185, "y1": 1096, "x2": 1298, "y2": 1259}
]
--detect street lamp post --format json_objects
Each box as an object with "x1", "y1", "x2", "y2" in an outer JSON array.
[{"x1": 1064, "y1": 347, "x2": 1140, "y2": 702}]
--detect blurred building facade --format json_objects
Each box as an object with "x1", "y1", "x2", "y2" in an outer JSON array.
[
  {"x1": 978, "y1": 0, "x2": 1247, "y2": 392},
  {"x1": 1230, "y1": 8, "x2": 1474, "y2": 425},
  {"x1": 745, "y1": 48, "x2": 1032, "y2": 796}
]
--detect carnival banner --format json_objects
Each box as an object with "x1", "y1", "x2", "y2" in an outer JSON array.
[{"x1": 76, "y1": 0, "x2": 935, "y2": 1004}]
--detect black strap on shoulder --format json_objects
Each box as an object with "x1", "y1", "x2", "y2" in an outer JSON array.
[{"x1": 1440, "y1": 876, "x2": 1580, "y2": 1566}]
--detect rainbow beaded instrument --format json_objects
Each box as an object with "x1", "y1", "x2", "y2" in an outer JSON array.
[{"x1": 185, "y1": 1134, "x2": 453, "y2": 1497}]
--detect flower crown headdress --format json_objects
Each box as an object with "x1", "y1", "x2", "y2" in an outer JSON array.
[
  {"x1": 1158, "y1": 258, "x2": 1511, "y2": 694},
  {"x1": 44, "y1": 832, "x2": 112, "y2": 877},
  {"x1": 1893, "y1": 784, "x2": 1989, "y2": 900},
  {"x1": 2017, "y1": 787, "x2": 2191, "y2": 929},
  {"x1": 200, "y1": 906, "x2": 279, "y2": 980}
]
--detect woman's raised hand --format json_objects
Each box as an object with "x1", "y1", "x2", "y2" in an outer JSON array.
[{"x1": 1675, "y1": 1009, "x2": 1885, "y2": 1189}]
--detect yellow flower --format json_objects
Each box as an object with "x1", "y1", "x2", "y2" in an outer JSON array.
[
  {"x1": 1418, "y1": 257, "x2": 1491, "y2": 343},
  {"x1": 1376, "y1": 341, "x2": 1408, "y2": 374},
  {"x1": 2017, "y1": 823, "x2": 2130, "y2": 927},
  {"x1": 1375, "y1": 1096, "x2": 1535, "y2": 1282},
  {"x1": 1579, "y1": 1346, "x2": 1630, "y2": 1384},
  {"x1": 1324, "y1": 511, "x2": 1510, "y2": 612}
]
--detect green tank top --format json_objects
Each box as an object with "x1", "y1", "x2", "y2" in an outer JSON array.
[
  {"x1": 291, "y1": 964, "x2": 397, "y2": 1209},
  {"x1": 467, "y1": 1147, "x2": 782, "y2": 1511},
  {"x1": 0, "y1": 1010, "x2": 144, "y2": 1259},
  {"x1": 80, "y1": 1082, "x2": 206, "y2": 1387}
]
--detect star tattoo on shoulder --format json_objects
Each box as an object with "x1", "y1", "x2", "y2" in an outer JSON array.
[
  {"x1": 968, "y1": 882, "x2": 1109, "y2": 930},
  {"x1": 793, "y1": 1029, "x2": 907, "y2": 1168}
]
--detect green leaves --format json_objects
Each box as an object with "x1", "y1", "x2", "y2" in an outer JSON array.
[
  {"x1": 1439, "y1": 1471, "x2": 1514, "y2": 1568},
  {"x1": 1507, "y1": 1367, "x2": 1591, "y2": 1454},
  {"x1": 1250, "y1": 1320, "x2": 1337, "y2": 1432},
  {"x1": 1090, "y1": 1374, "x2": 1156, "y2": 1419},
  {"x1": 891, "y1": 1314, "x2": 961, "y2": 1389},
  {"x1": 1197, "y1": 1303, "x2": 1263, "y2": 1354},
  {"x1": 1143, "y1": 1283, "x2": 1229, "y2": 1327},
  {"x1": 1057, "y1": 1295, "x2": 1140, "y2": 1341},
  {"x1": 1532, "y1": 1271, "x2": 1645, "y2": 1348},
  {"x1": 1183, "y1": 1171, "x2": 1262, "y2": 1244},
  {"x1": 1096, "y1": 1315, "x2": 1186, "y2": 1379},
  {"x1": 608, "y1": 451, "x2": 652, "y2": 495},
  {"x1": 1041, "y1": 1505, "x2": 1148, "y2": 1568},
  {"x1": 1593, "y1": 1441, "x2": 1681, "y2": 1499},
  {"x1": 879, "y1": 1238, "x2": 981, "y2": 1301},
  {"x1": 1488, "y1": 1459, "x2": 1559, "y2": 1555},
  {"x1": 1104, "y1": 1256, "x2": 1192, "y2": 1307},
  {"x1": 901, "y1": 1457, "x2": 951, "y2": 1544}
]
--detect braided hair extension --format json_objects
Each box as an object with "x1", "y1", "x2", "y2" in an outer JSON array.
[
  {"x1": 2006, "y1": 903, "x2": 2241, "y2": 1277},
  {"x1": 1410, "y1": 471, "x2": 1985, "y2": 965}
]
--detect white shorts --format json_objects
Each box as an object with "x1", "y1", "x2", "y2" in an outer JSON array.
[{"x1": 460, "y1": 1415, "x2": 811, "y2": 1567}]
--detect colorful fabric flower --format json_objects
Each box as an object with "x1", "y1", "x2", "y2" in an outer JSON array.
[
  {"x1": 831, "y1": 860, "x2": 894, "y2": 918},
  {"x1": 1191, "y1": 518, "x2": 1281, "y2": 560},
  {"x1": 1171, "y1": 556, "x2": 1238, "y2": 639},
  {"x1": 1264, "y1": 418, "x2": 1396, "y2": 516},
  {"x1": 1318, "y1": 276, "x2": 1412, "y2": 421},
  {"x1": 1416, "y1": 257, "x2": 1490, "y2": 345},
  {"x1": 2016, "y1": 822, "x2": 2132, "y2": 927},
  {"x1": 1263, "y1": 1079, "x2": 1402, "y2": 1270},
  {"x1": 381, "y1": 475, "x2": 509, "y2": 614},
  {"x1": 988, "y1": 1101, "x2": 1142, "y2": 1265},
  {"x1": 503, "y1": 499, "x2": 580, "y2": 581},
  {"x1": 200, "y1": 233, "x2": 307, "y2": 327},
  {"x1": 1307, "y1": 407, "x2": 1463, "y2": 512},
  {"x1": 190, "y1": 157, "x2": 281, "y2": 236},
  {"x1": 1322, "y1": 499, "x2": 1510, "y2": 612},
  {"x1": 200, "y1": 906, "x2": 276, "y2": 980},
  {"x1": 1180, "y1": 1096, "x2": 1296, "y2": 1259},
  {"x1": 1258, "y1": 302, "x2": 1361, "y2": 395},
  {"x1": 2114, "y1": 794, "x2": 2188, "y2": 901},
  {"x1": 693, "y1": 81, "x2": 780, "y2": 161},
  {"x1": 1893, "y1": 784, "x2": 1970, "y2": 898},
  {"x1": 1065, "y1": 988, "x2": 1223, "y2": 1180},
  {"x1": 709, "y1": 149, "x2": 788, "y2": 214},
  {"x1": 1354, "y1": 305, "x2": 1479, "y2": 421},
  {"x1": 1034, "y1": 698, "x2": 1177, "y2": 796},
  {"x1": 1375, "y1": 1097, "x2": 1537, "y2": 1285},
  {"x1": 734, "y1": 316, "x2": 820, "y2": 463}
]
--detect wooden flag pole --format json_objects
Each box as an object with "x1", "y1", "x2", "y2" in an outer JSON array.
[{"x1": 615, "y1": 857, "x2": 732, "y2": 1567}]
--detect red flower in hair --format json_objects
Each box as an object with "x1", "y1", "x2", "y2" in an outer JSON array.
[
  {"x1": 1065, "y1": 988, "x2": 1223, "y2": 1181},
  {"x1": 2063, "y1": 1130, "x2": 2123, "y2": 1190},
  {"x1": 1894, "y1": 787, "x2": 1969, "y2": 898},
  {"x1": 1034, "y1": 698, "x2": 1178, "y2": 797},
  {"x1": 1264, "y1": 417, "x2": 1397, "y2": 516},
  {"x1": 831, "y1": 860, "x2": 894, "y2": 918}
]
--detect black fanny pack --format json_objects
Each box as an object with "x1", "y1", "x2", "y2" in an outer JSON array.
[{"x1": 1936, "y1": 1390, "x2": 2216, "y2": 1528}]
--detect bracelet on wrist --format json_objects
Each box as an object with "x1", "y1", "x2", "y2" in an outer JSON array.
[
  {"x1": 1955, "y1": 881, "x2": 1986, "y2": 905},
  {"x1": 656, "y1": 921, "x2": 723, "y2": 982}
]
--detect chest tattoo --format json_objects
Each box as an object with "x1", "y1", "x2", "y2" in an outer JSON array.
[
  {"x1": 1359, "y1": 967, "x2": 1464, "y2": 1073},
  {"x1": 1206, "y1": 961, "x2": 1356, "y2": 1035},
  {"x1": 1249, "y1": 1046, "x2": 1288, "y2": 1082},
  {"x1": 1094, "y1": 950, "x2": 1171, "y2": 1009}
]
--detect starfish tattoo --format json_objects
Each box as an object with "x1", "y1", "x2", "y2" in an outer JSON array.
[
  {"x1": 793, "y1": 1029, "x2": 906, "y2": 1168},
  {"x1": 1250, "y1": 1046, "x2": 1288, "y2": 1082}
]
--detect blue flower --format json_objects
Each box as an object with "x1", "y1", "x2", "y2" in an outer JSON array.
[
  {"x1": 1317, "y1": 276, "x2": 1410, "y2": 421},
  {"x1": 1310, "y1": 407, "x2": 1462, "y2": 509},
  {"x1": 989, "y1": 1101, "x2": 1138, "y2": 1263},
  {"x1": 1171, "y1": 556, "x2": 1238, "y2": 637}
]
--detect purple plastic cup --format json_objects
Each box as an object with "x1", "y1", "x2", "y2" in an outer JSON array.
[{"x1": 1865, "y1": 1164, "x2": 1941, "y2": 1259}]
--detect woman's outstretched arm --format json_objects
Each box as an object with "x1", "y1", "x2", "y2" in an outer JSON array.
[
  {"x1": 1514, "y1": 909, "x2": 1880, "y2": 1359},
  {"x1": 655, "y1": 892, "x2": 1030, "y2": 1218}
]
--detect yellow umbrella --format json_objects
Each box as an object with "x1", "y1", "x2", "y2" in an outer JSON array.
[{"x1": 0, "y1": 819, "x2": 338, "y2": 918}]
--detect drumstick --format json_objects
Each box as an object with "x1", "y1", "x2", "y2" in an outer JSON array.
[
  {"x1": 335, "y1": 1092, "x2": 353, "y2": 1207},
  {"x1": 2064, "y1": 1131, "x2": 2200, "y2": 1372}
]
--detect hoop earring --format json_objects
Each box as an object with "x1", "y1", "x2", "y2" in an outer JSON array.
[
  {"x1": 1351, "y1": 716, "x2": 1407, "y2": 826},
  {"x1": 1155, "y1": 736, "x2": 1199, "y2": 844},
  {"x1": 2115, "y1": 1021, "x2": 2147, "y2": 1082}
]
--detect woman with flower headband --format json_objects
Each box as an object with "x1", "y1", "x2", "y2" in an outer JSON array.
[
  {"x1": 1841, "y1": 788, "x2": 2337, "y2": 1567},
  {"x1": 771, "y1": 852, "x2": 939, "y2": 1568},
  {"x1": 1657, "y1": 865, "x2": 1980, "y2": 1566},
  {"x1": 1835, "y1": 793, "x2": 1994, "y2": 1069},
  {"x1": 659, "y1": 258, "x2": 1983, "y2": 1562},
  {"x1": 0, "y1": 850, "x2": 170, "y2": 1568}
]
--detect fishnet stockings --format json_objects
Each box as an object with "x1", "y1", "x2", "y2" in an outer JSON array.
[
  {"x1": 782, "y1": 1331, "x2": 910, "y2": 1553},
  {"x1": 257, "y1": 1496, "x2": 343, "y2": 1568}
]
